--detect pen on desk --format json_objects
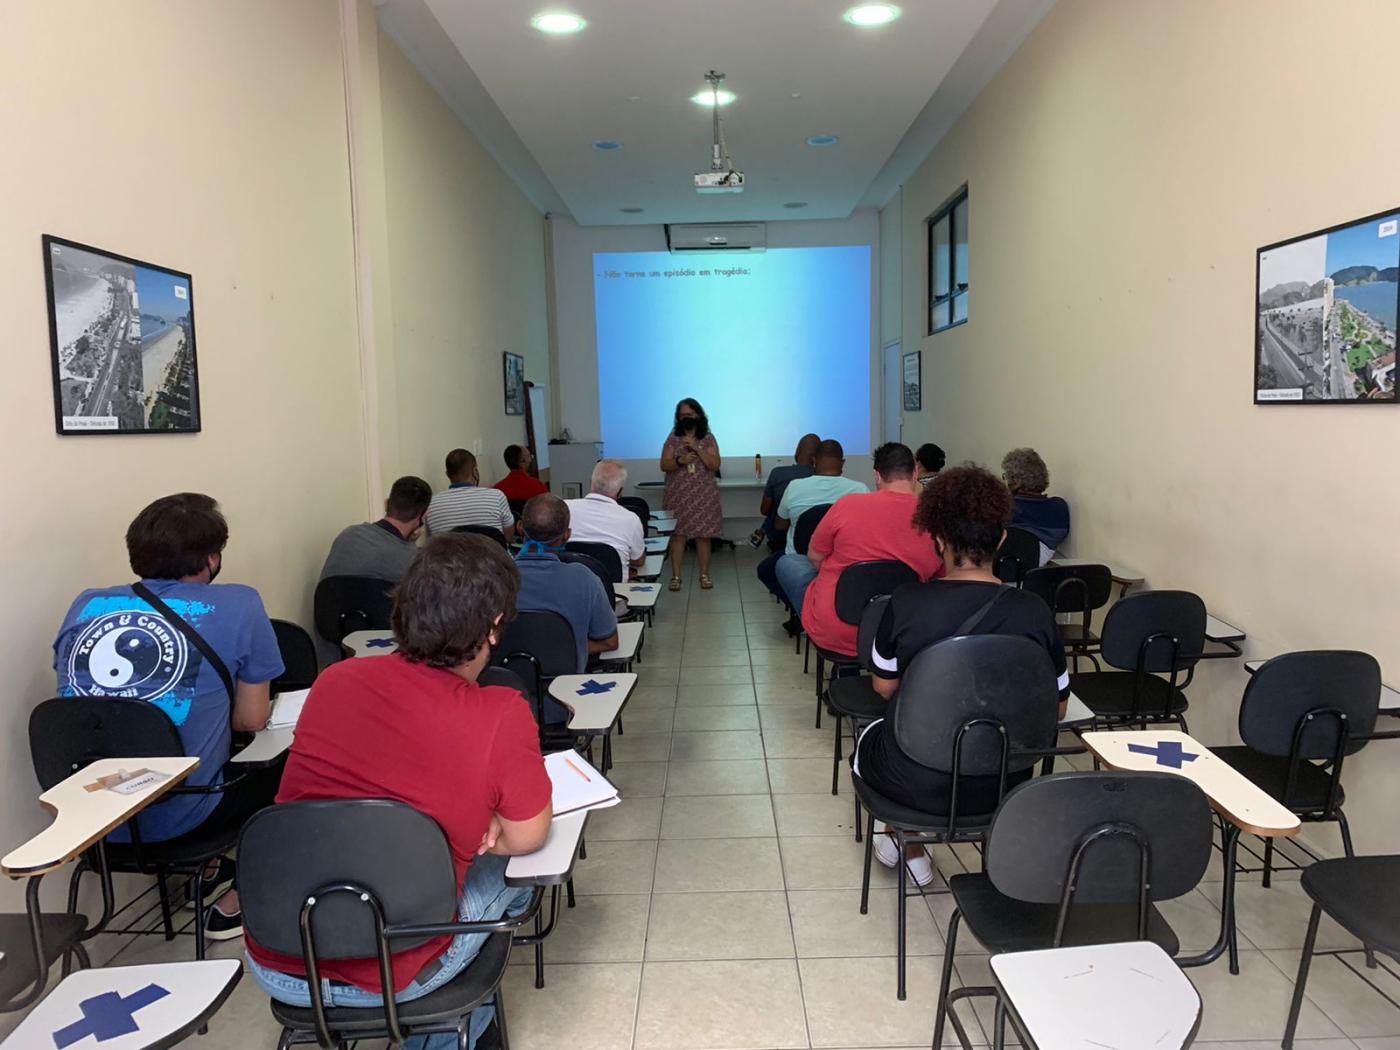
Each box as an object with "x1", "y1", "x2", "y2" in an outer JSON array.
[{"x1": 565, "y1": 757, "x2": 592, "y2": 782}]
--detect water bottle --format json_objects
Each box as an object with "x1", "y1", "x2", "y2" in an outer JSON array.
[{"x1": 754, "y1": 453, "x2": 762, "y2": 481}]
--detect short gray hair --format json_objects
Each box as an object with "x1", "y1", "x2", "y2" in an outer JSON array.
[
  {"x1": 590, "y1": 459, "x2": 628, "y2": 496},
  {"x1": 1001, "y1": 448, "x2": 1049, "y2": 495}
]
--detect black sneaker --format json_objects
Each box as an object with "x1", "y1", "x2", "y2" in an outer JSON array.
[
  {"x1": 204, "y1": 902, "x2": 244, "y2": 942},
  {"x1": 747, "y1": 529, "x2": 765, "y2": 549},
  {"x1": 782, "y1": 615, "x2": 802, "y2": 638},
  {"x1": 182, "y1": 856, "x2": 236, "y2": 911},
  {"x1": 475, "y1": 1018, "x2": 502, "y2": 1050}
]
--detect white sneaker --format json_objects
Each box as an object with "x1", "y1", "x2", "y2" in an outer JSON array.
[
  {"x1": 873, "y1": 829, "x2": 900, "y2": 869},
  {"x1": 871, "y1": 828, "x2": 937, "y2": 887}
]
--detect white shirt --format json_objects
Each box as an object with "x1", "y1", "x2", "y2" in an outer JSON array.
[
  {"x1": 424, "y1": 485, "x2": 514, "y2": 536},
  {"x1": 565, "y1": 493, "x2": 645, "y2": 578}
]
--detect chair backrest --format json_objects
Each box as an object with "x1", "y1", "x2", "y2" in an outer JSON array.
[
  {"x1": 239, "y1": 800, "x2": 457, "y2": 960},
  {"x1": 855, "y1": 596, "x2": 889, "y2": 673},
  {"x1": 892, "y1": 634, "x2": 1060, "y2": 776},
  {"x1": 271, "y1": 619, "x2": 319, "y2": 693},
  {"x1": 984, "y1": 771, "x2": 1212, "y2": 909},
  {"x1": 450, "y1": 523, "x2": 508, "y2": 549},
  {"x1": 564, "y1": 541, "x2": 623, "y2": 583},
  {"x1": 558, "y1": 550, "x2": 616, "y2": 604},
  {"x1": 993, "y1": 526, "x2": 1041, "y2": 585},
  {"x1": 30, "y1": 697, "x2": 185, "y2": 791},
  {"x1": 833, "y1": 560, "x2": 919, "y2": 625},
  {"x1": 792, "y1": 504, "x2": 832, "y2": 556},
  {"x1": 1100, "y1": 590, "x2": 1207, "y2": 673},
  {"x1": 1240, "y1": 650, "x2": 1381, "y2": 759},
  {"x1": 313, "y1": 575, "x2": 395, "y2": 646},
  {"x1": 1022, "y1": 563, "x2": 1113, "y2": 615},
  {"x1": 494, "y1": 609, "x2": 577, "y2": 680},
  {"x1": 507, "y1": 498, "x2": 528, "y2": 523},
  {"x1": 617, "y1": 496, "x2": 651, "y2": 534}
]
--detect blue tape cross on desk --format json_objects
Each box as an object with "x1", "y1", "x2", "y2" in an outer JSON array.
[
  {"x1": 630, "y1": 585, "x2": 655, "y2": 592},
  {"x1": 54, "y1": 984, "x2": 170, "y2": 1047},
  {"x1": 577, "y1": 679, "x2": 618, "y2": 696},
  {"x1": 1127, "y1": 740, "x2": 1199, "y2": 770},
  {"x1": 366, "y1": 637, "x2": 395, "y2": 649}
]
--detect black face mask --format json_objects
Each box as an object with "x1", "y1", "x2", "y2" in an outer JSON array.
[
  {"x1": 207, "y1": 557, "x2": 222, "y2": 584},
  {"x1": 678, "y1": 417, "x2": 698, "y2": 434}
]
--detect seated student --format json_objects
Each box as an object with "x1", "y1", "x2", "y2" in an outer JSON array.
[
  {"x1": 1002, "y1": 446, "x2": 1070, "y2": 565},
  {"x1": 767, "y1": 439, "x2": 868, "y2": 628},
  {"x1": 565, "y1": 459, "x2": 645, "y2": 581},
  {"x1": 915, "y1": 442, "x2": 946, "y2": 486},
  {"x1": 319, "y1": 475, "x2": 431, "y2": 583},
  {"x1": 53, "y1": 493, "x2": 284, "y2": 940},
  {"x1": 801, "y1": 443, "x2": 944, "y2": 656},
  {"x1": 424, "y1": 448, "x2": 515, "y2": 538},
  {"x1": 748, "y1": 432, "x2": 820, "y2": 549},
  {"x1": 494, "y1": 444, "x2": 548, "y2": 503},
  {"x1": 245, "y1": 534, "x2": 552, "y2": 1049},
  {"x1": 515, "y1": 494, "x2": 619, "y2": 722},
  {"x1": 854, "y1": 465, "x2": 1068, "y2": 886}
]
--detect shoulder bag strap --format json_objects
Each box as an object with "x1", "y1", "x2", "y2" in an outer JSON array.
[{"x1": 132, "y1": 581, "x2": 236, "y2": 704}]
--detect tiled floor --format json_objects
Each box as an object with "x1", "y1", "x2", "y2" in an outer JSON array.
[{"x1": 53, "y1": 548, "x2": 1400, "y2": 1048}]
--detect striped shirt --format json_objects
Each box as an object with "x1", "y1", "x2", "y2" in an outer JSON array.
[{"x1": 424, "y1": 484, "x2": 514, "y2": 536}]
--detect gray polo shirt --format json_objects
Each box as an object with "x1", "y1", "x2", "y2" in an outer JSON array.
[{"x1": 319, "y1": 520, "x2": 418, "y2": 583}]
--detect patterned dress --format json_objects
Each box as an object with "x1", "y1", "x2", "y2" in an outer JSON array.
[{"x1": 662, "y1": 432, "x2": 723, "y2": 538}]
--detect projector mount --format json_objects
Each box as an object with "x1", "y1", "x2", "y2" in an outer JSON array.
[{"x1": 695, "y1": 70, "x2": 745, "y2": 193}]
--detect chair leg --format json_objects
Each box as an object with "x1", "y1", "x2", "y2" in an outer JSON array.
[
  {"x1": 1283, "y1": 902, "x2": 1322, "y2": 1050},
  {"x1": 803, "y1": 637, "x2": 810, "y2": 675},
  {"x1": 1262, "y1": 837, "x2": 1274, "y2": 889},
  {"x1": 854, "y1": 797, "x2": 863, "y2": 842},
  {"x1": 831, "y1": 714, "x2": 843, "y2": 795},
  {"x1": 156, "y1": 874, "x2": 176, "y2": 941},
  {"x1": 993, "y1": 998, "x2": 1007, "y2": 1050},
  {"x1": 859, "y1": 811, "x2": 876, "y2": 915},
  {"x1": 896, "y1": 846, "x2": 908, "y2": 1000},
  {"x1": 533, "y1": 911, "x2": 545, "y2": 989},
  {"x1": 495, "y1": 985, "x2": 512, "y2": 1050},
  {"x1": 1336, "y1": 811, "x2": 1378, "y2": 968},
  {"x1": 192, "y1": 868, "x2": 207, "y2": 961},
  {"x1": 932, "y1": 909, "x2": 962, "y2": 1050},
  {"x1": 566, "y1": 878, "x2": 576, "y2": 909}
]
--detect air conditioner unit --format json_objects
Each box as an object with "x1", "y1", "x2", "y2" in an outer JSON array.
[{"x1": 665, "y1": 223, "x2": 767, "y2": 253}]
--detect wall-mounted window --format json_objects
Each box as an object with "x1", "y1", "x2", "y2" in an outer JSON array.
[{"x1": 927, "y1": 187, "x2": 968, "y2": 334}]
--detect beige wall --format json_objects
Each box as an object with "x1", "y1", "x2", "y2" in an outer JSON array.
[
  {"x1": 898, "y1": 0, "x2": 1400, "y2": 851},
  {"x1": 0, "y1": 0, "x2": 549, "y2": 914},
  {"x1": 377, "y1": 30, "x2": 549, "y2": 488}
]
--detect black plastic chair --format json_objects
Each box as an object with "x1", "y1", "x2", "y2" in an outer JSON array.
[
  {"x1": 313, "y1": 575, "x2": 394, "y2": 649},
  {"x1": 811, "y1": 560, "x2": 918, "y2": 727},
  {"x1": 993, "y1": 526, "x2": 1042, "y2": 586},
  {"x1": 1069, "y1": 590, "x2": 1207, "y2": 729},
  {"x1": 789, "y1": 504, "x2": 832, "y2": 658},
  {"x1": 450, "y1": 523, "x2": 508, "y2": 548},
  {"x1": 1022, "y1": 562, "x2": 1113, "y2": 671},
  {"x1": 563, "y1": 541, "x2": 623, "y2": 583},
  {"x1": 826, "y1": 596, "x2": 889, "y2": 798},
  {"x1": 557, "y1": 551, "x2": 616, "y2": 608},
  {"x1": 1211, "y1": 651, "x2": 1396, "y2": 891},
  {"x1": 617, "y1": 496, "x2": 651, "y2": 535},
  {"x1": 507, "y1": 498, "x2": 528, "y2": 523},
  {"x1": 29, "y1": 697, "x2": 257, "y2": 962},
  {"x1": 494, "y1": 611, "x2": 578, "y2": 746},
  {"x1": 239, "y1": 800, "x2": 542, "y2": 1050},
  {"x1": 270, "y1": 619, "x2": 319, "y2": 693},
  {"x1": 934, "y1": 770, "x2": 1214, "y2": 1049},
  {"x1": 1284, "y1": 854, "x2": 1400, "y2": 1049},
  {"x1": 851, "y1": 634, "x2": 1065, "y2": 999}
]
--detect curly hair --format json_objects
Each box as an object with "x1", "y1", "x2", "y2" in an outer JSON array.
[
  {"x1": 913, "y1": 464, "x2": 1013, "y2": 566},
  {"x1": 672, "y1": 398, "x2": 710, "y2": 440},
  {"x1": 392, "y1": 534, "x2": 519, "y2": 669},
  {"x1": 1001, "y1": 447, "x2": 1049, "y2": 495}
]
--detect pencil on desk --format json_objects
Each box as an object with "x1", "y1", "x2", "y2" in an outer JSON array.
[{"x1": 565, "y1": 757, "x2": 592, "y2": 782}]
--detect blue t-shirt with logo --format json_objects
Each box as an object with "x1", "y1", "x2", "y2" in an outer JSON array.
[{"x1": 52, "y1": 579, "x2": 284, "y2": 842}]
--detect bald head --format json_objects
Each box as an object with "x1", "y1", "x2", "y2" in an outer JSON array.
[
  {"x1": 590, "y1": 459, "x2": 628, "y2": 498},
  {"x1": 522, "y1": 493, "x2": 570, "y2": 546},
  {"x1": 814, "y1": 439, "x2": 845, "y2": 476},
  {"x1": 794, "y1": 433, "x2": 821, "y2": 465}
]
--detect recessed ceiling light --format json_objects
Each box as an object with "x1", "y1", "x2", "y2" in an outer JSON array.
[
  {"x1": 806, "y1": 134, "x2": 839, "y2": 146},
  {"x1": 620, "y1": 207, "x2": 644, "y2": 214},
  {"x1": 592, "y1": 140, "x2": 623, "y2": 151},
  {"x1": 531, "y1": 10, "x2": 586, "y2": 34},
  {"x1": 843, "y1": 3, "x2": 901, "y2": 27},
  {"x1": 783, "y1": 202, "x2": 808, "y2": 209},
  {"x1": 691, "y1": 88, "x2": 736, "y2": 107}
]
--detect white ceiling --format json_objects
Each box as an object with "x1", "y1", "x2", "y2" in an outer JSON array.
[{"x1": 378, "y1": 0, "x2": 1055, "y2": 226}]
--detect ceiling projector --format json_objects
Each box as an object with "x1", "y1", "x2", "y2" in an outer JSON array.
[{"x1": 695, "y1": 69, "x2": 744, "y2": 194}]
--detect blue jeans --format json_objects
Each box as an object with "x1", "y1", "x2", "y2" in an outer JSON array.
[
  {"x1": 775, "y1": 553, "x2": 818, "y2": 616},
  {"x1": 247, "y1": 853, "x2": 531, "y2": 1050}
]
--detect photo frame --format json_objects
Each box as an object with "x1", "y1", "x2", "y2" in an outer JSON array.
[
  {"x1": 902, "y1": 350, "x2": 922, "y2": 412},
  {"x1": 44, "y1": 235, "x2": 201, "y2": 434},
  {"x1": 503, "y1": 351, "x2": 525, "y2": 416},
  {"x1": 1255, "y1": 206, "x2": 1398, "y2": 404}
]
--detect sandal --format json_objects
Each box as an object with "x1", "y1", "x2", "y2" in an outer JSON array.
[
  {"x1": 669, "y1": 577, "x2": 683, "y2": 592},
  {"x1": 700, "y1": 574, "x2": 714, "y2": 590}
]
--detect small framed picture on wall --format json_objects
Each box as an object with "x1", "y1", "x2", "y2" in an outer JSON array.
[
  {"x1": 902, "y1": 350, "x2": 922, "y2": 412},
  {"x1": 503, "y1": 351, "x2": 525, "y2": 416}
]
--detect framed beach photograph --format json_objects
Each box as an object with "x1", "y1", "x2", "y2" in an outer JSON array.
[
  {"x1": 503, "y1": 351, "x2": 525, "y2": 416},
  {"x1": 902, "y1": 350, "x2": 922, "y2": 412},
  {"x1": 43, "y1": 235, "x2": 201, "y2": 434},
  {"x1": 1255, "y1": 208, "x2": 1398, "y2": 403}
]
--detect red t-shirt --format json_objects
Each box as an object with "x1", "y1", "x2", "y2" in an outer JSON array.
[
  {"x1": 244, "y1": 654, "x2": 551, "y2": 993},
  {"x1": 801, "y1": 489, "x2": 944, "y2": 656},
  {"x1": 494, "y1": 470, "x2": 548, "y2": 503}
]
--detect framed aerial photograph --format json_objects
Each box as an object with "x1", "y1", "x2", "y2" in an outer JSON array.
[
  {"x1": 44, "y1": 235, "x2": 201, "y2": 434},
  {"x1": 1255, "y1": 208, "x2": 1398, "y2": 404},
  {"x1": 503, "y1": 351, "x2": 525, "y2": 416},
  {"x1": 902, "y1": 350, "x2": 922, "y2": 412}
]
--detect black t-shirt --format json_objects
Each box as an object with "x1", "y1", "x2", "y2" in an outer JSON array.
[{"x1": 871, "y1": 578, "x2": 1069, "y2": 698}]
